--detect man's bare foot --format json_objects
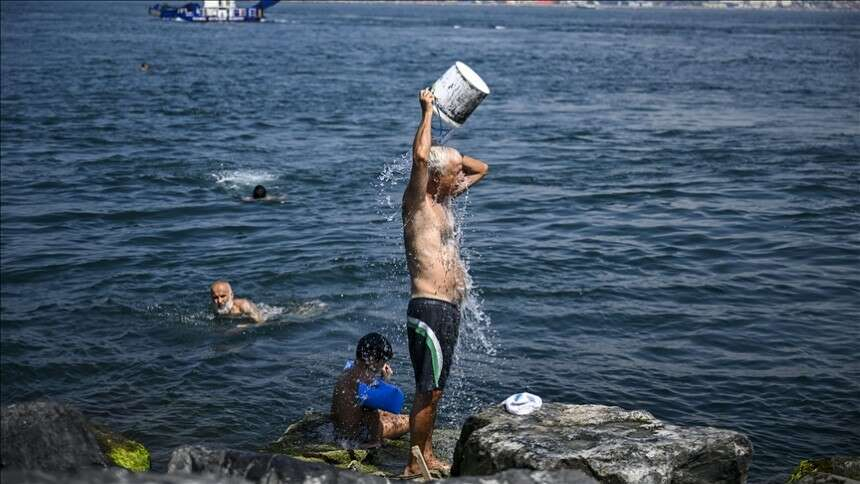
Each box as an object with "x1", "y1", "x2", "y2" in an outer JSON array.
[
  {"x1": 401, "y1": 456, "x2": 450, "y2": 478},
  {"x1": 425, "y1": 457, "x2": 451, "y2": 476},
  {"x1": 400, "y1": 463, "x2": 423, "y2": 478}
]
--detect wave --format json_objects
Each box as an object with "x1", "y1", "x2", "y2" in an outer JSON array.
[{"x1": 212, "y1": 169, "x2": 278, "y2": 190}]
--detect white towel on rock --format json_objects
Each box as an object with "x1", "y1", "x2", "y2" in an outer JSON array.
[{"x1": 502, "y1": 392, "x2": 542, "y2": 415}]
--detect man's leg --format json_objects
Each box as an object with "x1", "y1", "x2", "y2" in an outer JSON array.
[{"x1": 403, "y1": 389, "x2": 444, "y2": 475}]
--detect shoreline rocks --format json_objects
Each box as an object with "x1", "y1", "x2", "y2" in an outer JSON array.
[
  {"x1": 263, "y1": 410, "x2": 460, "y2": 478},
  {"x1": 1, "y1": 401, "x2": 150, "y2": 473},
  {"x1": 22, "y1": 400, "x2": 854, "y2": 484},
  {"x1": 168, "y1": 445, "x2": 598, "y2": 484},
  {"x1": 168, "y1": 445, "x2": 385, "y2": 483},
  {"x1": 452, "y1": 402, "x2": 752, "y2": 484},
  {"x1": 787, "y1": 456, "x2": 860, "y2": 484}
]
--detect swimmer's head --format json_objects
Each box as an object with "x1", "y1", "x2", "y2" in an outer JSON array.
[
  {"x1": 356, "y1": 332, "x2": 393, "y2": 368},
  {"x1": 210, "y1": 280, "x2": 234, "y2": 314},
  {"x1": 252, "y1": 185, "x2": 267, "y2": 199},
  {"x1": 428, "y1": 145, "x2": 463, "y2": 198}
]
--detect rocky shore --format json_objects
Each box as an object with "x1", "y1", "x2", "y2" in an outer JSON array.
[{"x1": 2, "y1": 400, "x2": 857, "y2": 483}]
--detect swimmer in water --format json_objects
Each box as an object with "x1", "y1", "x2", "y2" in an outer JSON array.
[
  {"x1": 242, "y1": 184, "x2": 284, "y2": 203},
  {"x1": 331, "y1": 333, "x2": 408, "y2": 447},
  {"x1": 209, "y1": 280, "x2": 265, "y2": 325},
  {"x1": 401, "y1": 88, "x2": 489, "y2": 477},
  {"x1": 252, "y1": 184, "x2": 267, "y2": 199},
  {"x1": 139, "y1": 63, "x2": 150, "y2": 72}
]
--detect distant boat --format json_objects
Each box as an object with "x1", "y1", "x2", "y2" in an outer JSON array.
[{"x1": 149, "y1": 0, "x2": 280, "y2": 22}]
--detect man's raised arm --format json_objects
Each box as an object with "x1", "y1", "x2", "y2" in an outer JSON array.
[
  {"x1": 453, "y1": 155, "x2": 489, "y2": 197},
  {"x1": 403, "y1": 89, "x2": 435, "y2": 210}
]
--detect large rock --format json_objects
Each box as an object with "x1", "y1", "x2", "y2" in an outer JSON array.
[
  {"x1": 453, "y1": 469, "x2": 597, "y2": 483},
  {"x1": 168, "y1": 445, "x2": 598, "y2": 484},
  {"x1": 787, "y1": 456, "x2": 860, "y2": 484},
  {"x1": 1, "y1": 468, "x2": 247, "y2": 484},
  {"x1": 263, "y1": 411, "x2": 460, "y2": 477},
  {"x1": 452, "y1": 403, "x2": 752, "y2": 484},
  {"x1": 1, "y1": 401, "x2": 150, "y2": 473},
  {"x1": 168, "y1": 445, "x2": 388, "y2": 483}
]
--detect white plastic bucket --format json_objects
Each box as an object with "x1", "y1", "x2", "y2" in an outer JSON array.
[{"x1": 431, "y1": 61, "x2": 490, "y2": 128}]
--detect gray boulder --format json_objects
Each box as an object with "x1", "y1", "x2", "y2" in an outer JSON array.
[
  {"x1": 1, "y1": 401, "x2": 109, "y2": 472},
  {"x1": 788, "y1": 456, "x2": 860, "y2": 484},
  {"x1": 168, "y1": 445, "x2": 597, "y2": 484},
  {"x1": 452, "y1": 403, "x2": 752, "y2": 484},
  {"x1": 168, "y1": 445, "x2": 387, "y2": 483},
  {"x1": 1, "y1": 468, "x2": 247, "y2": 484},
  {"x1": 1, "y1": 401, "x2": 150, "y2": 473},
  {"x1": 262, "y1": 411, "x2": 459, "y2": 477},
  {"x1": 452, "y1": 468, "x2": 598, "y2": 483}
]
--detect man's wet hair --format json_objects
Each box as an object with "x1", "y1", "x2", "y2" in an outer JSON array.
[
  {"x1": 252, "y1": 185, "x2": 267, "y2": 199},
  {"x1": 427, "y1": 145, "x2": 461, "y2": 175},
  {"x1": 356, "y1": 332, "x2": 393, "y2": 365}
]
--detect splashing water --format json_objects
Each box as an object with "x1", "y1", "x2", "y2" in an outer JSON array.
[
  {"x1": 212, "y1": 169, "x2": 277, "y2": 191},
  {"x1": 375, "y1": 150, "x2": 411, "y2": 223},
  {"x1": 373, "y1": 121, "x2": 500, "y2": 424},
  {"x1": 256, "y1": 302, "x2": 286, "y2": 321},
  {"x1": 450, "y1": 193, "x2": 498, "y2": 357},
  {"x1": 282, "y1": 300, "x2": 328, "y2": 322}
]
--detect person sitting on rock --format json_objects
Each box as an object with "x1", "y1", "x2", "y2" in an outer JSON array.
[{"x1": 331, "y1": 332, "x2": 409, "y2": 447}]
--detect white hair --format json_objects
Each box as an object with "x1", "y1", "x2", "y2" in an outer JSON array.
[{"x1": 427, "y1": 145, "x2": 462, "y2": 174}]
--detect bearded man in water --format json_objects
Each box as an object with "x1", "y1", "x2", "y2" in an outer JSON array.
[
  {"x1": 401, "y1": 88, "x2": 489, "y2": 477},
  {"x1": 209, "y1": 280, "x2": 265, "y2": 325}
]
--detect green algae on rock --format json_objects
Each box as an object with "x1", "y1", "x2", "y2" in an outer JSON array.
[
  {"x1": 787, "y1": 456, "x2": 860, "y2": 483},
  {"x1": 1, "y1": 401, "x2": 152, "y2": 474},
  {"x1": 264, "y1": 411, "x2": 460, "y2": 478},
  {"x1": 263, "y1": 411, "x2": 385, "y2": 476},
  {"x1": 90, "y1": 423, "x2": 151, "y2": 472}
]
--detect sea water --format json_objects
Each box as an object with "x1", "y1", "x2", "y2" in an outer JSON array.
[{"x1": 1, "y1": 2, "x2": 859, "y2": 481}]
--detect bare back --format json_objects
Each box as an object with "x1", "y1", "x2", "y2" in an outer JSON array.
[
  {"x1": 331, "y1": 366, "x2": 409, "y2": 444},
  {"x1": 331, "y1": 368, "x2": 368, "y2": 439}
]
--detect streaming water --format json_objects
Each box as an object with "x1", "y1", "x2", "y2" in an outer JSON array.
[{"x1": 374, "y1": 116, "x2": 500, "y2": 422}]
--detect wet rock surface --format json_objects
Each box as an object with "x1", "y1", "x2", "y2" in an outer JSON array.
[
  {"x1": 168, "y1": 445, "x2": 385, "y2": 483},
  {"x1": 1, "y1": 401, "x2": 109, "y2": 472},
  {"x1": 452, "y1": 469, "x2": 597, "y2": 483},
  {"x1": 263, "y1": 411, "x2": 459, "y2": 477},
  {"x1": 1, "y1": 401, "x2": 150, "y2": 473},
  {"x1": 168, "y1": 445, "x2": 597, "y2": 484},
  {"x1": 788, "y1": 456, "x2": 860, "y2": 484},
  {"x1": 1, "y1": 468, "x2": 247, "y2": 484},
  {"x1": 452, "y1": 402, "x2": 752, "y2": 484}
]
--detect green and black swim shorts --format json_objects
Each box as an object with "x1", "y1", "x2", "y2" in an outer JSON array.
[{"x1": 407, "y1": 297, "x2": 461, "y2": 393}]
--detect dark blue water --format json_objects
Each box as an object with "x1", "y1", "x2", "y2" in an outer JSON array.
[{"x1": 2, "y1": 2, "x2": 859, "y2": 481}]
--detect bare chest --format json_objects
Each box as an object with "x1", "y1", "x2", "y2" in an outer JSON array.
[{"x1": 407, "y1": 202, "x2": 455, "y2": 244}]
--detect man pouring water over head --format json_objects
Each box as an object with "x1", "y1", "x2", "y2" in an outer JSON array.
[{"x1": 401, "y1": 88, "x2": 489, "y2": 477}]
